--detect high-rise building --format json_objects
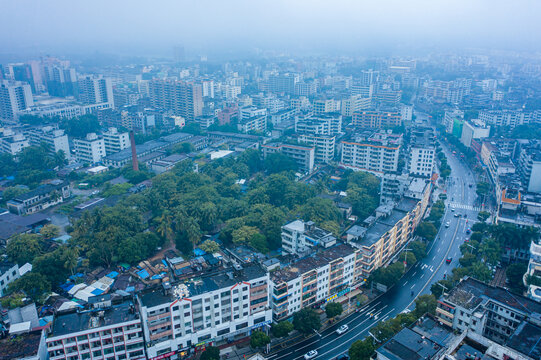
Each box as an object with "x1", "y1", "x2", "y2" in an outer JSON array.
[
  {"x1": 261, "y1": 143, "x2": 315, "y2": 173},
  {"x1": 340, "y1": 95, "x2": 371, "y2": 117},
  {"x1": 43, "y1": 65, "x2": 78, "y2": 97},
  {"x1": 77, "y1": 76, "x2": 114, "y2": 107},
  {"x1": 341, "y1": 131, "x2": 402, "y2": 173},
  {"x1": 298, "y1": 134, "x2": 335, "y2": 164},
  {"x1": 4, "y1": 63, "x2": 36, "y2": 92},
  {"x1": 0, "y1": 80, "x2": 34, "y2": 122},
  {"x1": 267, "y1": 73, "x2": 298, "y2": 94},
  {"x1": 25, "y1": 126, "x2": 70, "y2": 158},
  {"x1": 295, "y1": 114, "x2": 342, "y2": 136},
  {"x1": 149, "y1": 79, "x2": 203, "y2": 121}
]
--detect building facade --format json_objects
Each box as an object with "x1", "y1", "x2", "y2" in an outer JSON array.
[{"x1": 73, "y1": 133, "x2": 107, "y2": 164}]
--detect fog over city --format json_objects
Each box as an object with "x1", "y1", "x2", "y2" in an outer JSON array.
[{"x1": 1, "y1": 0, "x2": 541, "y2": 59}]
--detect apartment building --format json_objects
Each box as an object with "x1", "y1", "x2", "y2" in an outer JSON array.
[
  {"x1": 295, "y1": 113, "x2": 342, "y2": 136},
  {"x1": 478, "y1": 110, "x2": 530, "y2": 128},
  {"x1": 351, "y1": 181, "x2": 431, "y2": 279},
  {"x1": 78, "y1": 76, "x2": 114, "y2": 107},
  {"x1": 261, "y1": 143, "x2": 315, "y2": 173},
  {"x1": 340, "y1": 131, "x2": 402, "y2": 173},
  {"x1": 294, "y1": 81, "x2": 317, "y2": 97},
  {"x1": 443, "y1": 109, "x2": 464, "y2": 134},
  {"x1": 7, "y1": 180, "x2": 70, "y2": 215},
  {"x1": 137, "y1": 265, "x2": 271, "y2": 360},
  {"x1": 526, "y1": 241, "x2": 541, "y2": 302},
  {"x1": 149, "y1": 79, "x2": 203, "y2": 121},
  {"x1": 281, "y1": 220, "x2": 336, "y2": 255},
  {"x1": 103, "y1": 128, "x2": 130, "y2": 155},
  {"x1": 340, "y1": 95, "x2": 371, "y2": 117},
  {"x1": 0, "y1": 131, "x2": 29, "y2": 155},
  {"x1": 460, "y1": 120, "x2": 491, "y2": 148},
  {"x1": 352, "y1": 110, "x2": 401, "y2": 128},
  {"x1": 436, "y1": 277, "x2": 541, "y2": 345},
  {"x1": 270, "y1": 243, "x2": 361, "y2": 320},
  {"x1": 0, "y1": 80, "x2": 34, "y2": 122},
  {"x1": 298, "y1": 134, "x2": 335, "y2": 164},
  {"x1": 237, "y1": 114, "x2": 267, "y2": 133},
  {"x1": 25, "y1": 126, "x2": 70, "y2": 158},
  {"x1": 74, "y1": 133, "x2": 107, "y2": 164},
  {"x1": 313, "y1": 99, "x2": 340, "y2": 115},
  {"x1": 517, "y1": 145, "x2": 541, "y2": 193},
  {"x1": 409, "y1": 130, "x2": 436, "y2": 178},
  {"x1": 46, "y1": 301, "x2": 146, "y2": 360}
]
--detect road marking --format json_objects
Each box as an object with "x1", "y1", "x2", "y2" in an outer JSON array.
[
  {"x1": 410, "y1": 284, "x2": 415, "y2": 289},
  {"x1": 420, "y1": 274, "x2": 424, "y2": 279},
  {"x1": 404, "y1": 281, "x2": 408, "y2": 286},
  {"x1": 412, "y1": 271, "x2": 417, "y2": 276}
]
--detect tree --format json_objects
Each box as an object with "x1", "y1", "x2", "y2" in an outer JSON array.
[
  {"x1": 232, "y1": 226, "x2": 259, "y2": 245},
  {"x1": 8, "y1": 273, "x2": 51, "y2": 303},
  {"x1": 477, "y1": 211, "x2": 490, "y2": 222},
  {"x1": 476, "y1": 182, "x2": 491, "y2": 197},
  {"x1": 410, "y1": 241, "x2": 427, "y2": 260},
  {"x1": 349, "y1": 338, "x2": 375, "y2": 360},
  {"x1": 250, "y1": 330, "x2": 271, "y2": 349},
  {"x1": 416, "y1": 222, "x2": 438, "y2": 241},
  {"x1": 250, "y1": 233, "x2": 269, "y2": 254},
  {"x1": 325, "y1": 302, "x2": 343, "y2": 319},
  {"x1": 0, "y1": 153, "x2": 16, "y2": 177},
  {"x1": 293, "y1": 308, "x2": 321, "y2": 335},
  {"x1": 60, "y1": 114, "x2": 100, "y2": 138},
  {"x1": 506, "y1": 263, "x2": 527, "y2": 294},
  {"x1": 1, "y1": 186, "x2": 27, "y2": 202},
  {"x1": 199, "y1": 240, "x2": 220, "y2": 254},
  {"x1": 264, "y1": 152, "x2": 298, "y2": 174},
  {"x1": 371, "y1": 262, "x2": 405, "y2": 287},
  {"x1": 414, "y1": 294, "x2": 437, "y2": 317},
  {"x1": 271, "y1": 321, "x2": 294, "y2": 338},
  {"x1": 40, "y1": 224, "x2": 60, "y2": 239},
  {"x1": 200, "y1": 346, "x2": 220, "y2": 360},
  {"x1": 6, "y1": 234, "x2": 42, "y2": 265}
]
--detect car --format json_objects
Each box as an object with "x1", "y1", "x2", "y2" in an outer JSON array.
[
  {"x1": 336, "y1": 325, "x2": 349, "y2": 335},
  {"x1": 464, "y1": 214, "x2": 467, "y2": 218},
  {"x1": 451, "y1": 207, "x2": 455, "y2": 212},
  {"x1": 336, "y1": 355, "x2": 349, "y2": 360},
  {"x1": 446, "y1": 257, "x2": 452, "y2": 264},
  {"x1": 466, "y1": 228, "x2": 471, "y2": 234},
  {"x1": 304, "y1": 350, "x2": 318, "y2": 360},
  {"x1": 400, "y1": 308, "x2": 412, "y2": 314},
  {"x1": 454, "y1": 213, "x2": 460, "y2": 217},
  {"x1": 469, "y1": 184, "x2": 473, "y2": 188},
  {"x1": 445, "y1": 221, "x2": 450, "y2": 227}
]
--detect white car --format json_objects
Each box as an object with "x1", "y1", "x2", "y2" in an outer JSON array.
[
  {"x1": 304, "y1": 350, "x2": 318, "y2": 360},
  {"x1": 336, "y1": 324, "x2": 349, "y2": 335},
  {"x1": 445, "y1": 221, "x2": 450, "y2": 227}
]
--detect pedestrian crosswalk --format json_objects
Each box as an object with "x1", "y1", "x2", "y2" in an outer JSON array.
[{"x1": 448, "y1": 202, "x2": 481, "y2": 212}]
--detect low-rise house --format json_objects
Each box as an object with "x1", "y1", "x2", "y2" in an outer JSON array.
[{"x1": 7, "y1": 180, "x2": 70, "y2": 215}]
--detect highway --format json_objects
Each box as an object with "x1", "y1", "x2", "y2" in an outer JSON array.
[{"x1": 267, "y1": 143, "x2": 479, "y2": 360}]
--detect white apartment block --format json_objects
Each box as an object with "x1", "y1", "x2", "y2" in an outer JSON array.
[
  {"x1": 313, "y1": 99, "x2": 340, "y2": 115},
  {"x1": 25, "y1": 126, "x2": 70, "y2": 158},
  {"x1": 409, "y1": 146, "x2": 435, "y2": 178},
  {"x1": 0, "y1": 132, "x2": 29, "y2": 155},
  {"x1": 46, "y1": 301, "x2": 146, "y2": 360},
  {"x1": 295, "y1": 114, "x2": 342, "y2": 136},
  {"x1": 341, "y1": 132, "x2": 402, "y2": 173},
  {"x1": 478, "y1": 110, "x2": 529, "y2": 128},
  {"x1": 261, "y1": 143, "x2": 315, "y2": 173},
  {"x1": 0, "y1": 262, "x2": 20, "y2": 297},
  {"x1": 103, "y1": 128, "x2": 130, "y2": 155},
  {"x1": 0, "y1": 80, "x2": 34, "y2": 122},
  {"x1": 341, "y1": 95, "x2": 371, "y2": 117},
  {"x1": 73, "y1": 133, "x2": 107, "y2": 164},
  {"x1": 78, "y1": 76, "x2": 114, "y2": 107},
  {"x1": 298, "y1": 134, "x2": 335, "y2": 164},
  {"x1": 237, "y1": 114, "x2": 267, "y2": 133},
  {"x1": 270, "y1": 243, "x2": 361, "y2": 320},
  {"x1": 443, "y1": 109, "x2": 464, "y2": 134},
  {"x1": 460, "y1": 120, "x2": 491, "y2": 148},
  {"x1": 137, "y1": 265, "x2": 271, "y2": 360},
  {"x1": 281, "y1": 220, "x2": 336, "y2": 255}
]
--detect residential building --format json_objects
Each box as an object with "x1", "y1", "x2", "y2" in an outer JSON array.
[
  {"x1": 73, "y1": 133, "x2": 107, "y2": 164},
  {"x1": 313, "y1": 99, "x2": 340, "y2": 115},
  {"x1": 517, "y1": 145, "x2": 541, "y2": 193},
  {"x1": 0, "y1": 131, "x2": 29, "y2": 155},
  {"x1": 340, "y1": 95, "x2": 371, "y2": 117},
  {"x1": 0, "y1": 80, "x2": 34, "y2": 122},
  {"x1": 294, "y1": 81, "x2": 317, "y2": 97},
  {"x1": 281, "y1": 220, "x2": 336, "y2": 255},
  {"x1": 7, "y1": 180, "x2": 70, "y2": 215},
  {"x1": 436, "y1": 277, "x2": 541, "y2": 344},
  {"x1": 77, "y1": 76, "x2": 114, "y2": 107},
  {"x1": 0, "y1": 262, "x2": 20, "y2": 296},
  {"x1": 525, "y1": 241, "x2": 541, "y2": 302},
  {"x1": 443, "y1": 109, "x2": 464, "y2": 135},
  {"x1": 340, "y1": 131, "x2": 402, "y2": 174},
  {"x1": 237, "y1": 114, "x2": 267, "y2": 133},
  {"x1": 46, "y1": 301, "x2": 145, "y2": 360},
  {"x1": 0, "y1": 329, "x2": 48, "y2": 360},
  {"x1": 137, "y1": 264, "x2": 271, "y2": 359},
  {"x1": 267, "y1": 73, "x2": 298, "y2": 94},
  {"x1": 298, "y1": 134, "x2": 335, "y2": 164},
  {"x1": 103, "y1": 127, "x2": 130, "y2": 155},
  {"x1": 460, "y1": 120, "x2": 491, "y2": 148},
  {"x1": 295, "y1": 113, "x2": 342, "y2": 136},
  {"x1": 478, "y1": 110, "x2": 529, "y2": 128},
  {"x1": 352, "y1": 110, "x2": 402, "y2": 129},
  {"x1": 373, "y1": 89, "x2": 402, "y2": 107},
  {"x1": 25, "y1": 125, "x2": 70, "y2": 158},
  {"x1": 352, "y1": 183, "x2": 431, "y2": 279},
  {"x1": 43, "y1": 65, "x2": 78, "y2": 97},
  {"x1": 149, "y1": 79, "x2": 203, "y2": 121},
  {"x1": 261, "y1": 143, "x2": 315, "y2": 173},
  {"x1": 270, "y1": 108, "x2": 296, "y2": 126},
  {"x1": 409, "y1": 129, "x2": 436, "y2": 178},
  {"x1": 270, "y1": 243, "x2": 360, "y2": 320}
]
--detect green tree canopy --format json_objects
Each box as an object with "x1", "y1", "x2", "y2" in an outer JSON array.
[
  {"x1": 6, "y1": 234, "x2": 43, "y2": 265},
  {"x1": 8, "y1": 273, "x2": 51, "y2": 303},
  {"x1": 293, "y1": 308, "x2": 321, "y2": 335},
  {"x1": 271, "y1": 321, "x2": 294, "y2": 338},
  {"x1": 250, "y1": 330, "x2": 271, "y2": 349},
  {"x1": 325, "y1": 302, "x2": 343, "y2": 319},
  {"x1": 200, "y1": 346, "x2": 220, "y2": 360},
  {"x1": 349, "y1": 338, "x2": 375, "y2": 360}
]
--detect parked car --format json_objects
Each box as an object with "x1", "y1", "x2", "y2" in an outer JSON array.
[
  {"x1": 304, "y1": 350, "x2": 318, "y2": 360},
  {"x1": 446, "y1": 257, "x2": 452, "y2": 264},
  {"x1": 445, "y1": 221, "x2": 450, "y2": 227},
  {"x1": 336, "y1": 325, "x2": 349, "y2": 335}
]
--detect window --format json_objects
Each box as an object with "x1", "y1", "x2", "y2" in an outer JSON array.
[
  {"x1": 236, "y1": 322, "x2": 248, "y2": 330},
  {"x1": 184, "y1": 304, "x2": 190, "y2": 309},
  {"x1": 173, "y1": 306, "x2": 179, "y2": 311},
  {"x1": 217, "y1": 328, "x2": 230, "y2": 336}
]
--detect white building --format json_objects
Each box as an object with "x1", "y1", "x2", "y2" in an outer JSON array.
[
  {"x1": 0, "y1": 132, "x2": 29, "y2": 155},
  {"x1": 103, "y1": 127, "x2": 130, "y2": 155},
  {"x1": 298, "y1": 134, "x2": 335, "y2": 164},
  {"x1": 478, "y1": 110, "x2": 529, "y2": 128},
  {"x1": 137, "y1": 265, "x2": 271, "y2": 359},
  {"x1": 46, "y1": 301, "x2": 145, "y2": 360},
  {"x1": 460, "y1": 120, "x2": 491, "y2": 148},
  {"x1": 313, "y1": 99, "x2": 340, "y2": 115},
  {"x1": 341, "y1": 132, "x2": 402, "y2": 174},
  {"x1": 0, "y1": 80, "x2": 34, "y2": 122},
  {"x1": 443, "y1": 109, "x2": 464, "y2": 134},
  {"x1": 25, "y1": 126, "x2": 70, "y2": 158},
  {"x1": 525, "y1": 241, "x2": 541, "y2": 302},
  {"x1": 78, "y1": 76, "x2": 114, "y2": 107},
  {"x1": 270, "y1": 243, "x2": 361, "y2": 320},
  {"x1": 281, "y1": 220, "x2": 336, "y2": 255},
  {"x1": 341, "y1": 95, "x2": 371, "y2": 117},
  {"x1": 295, "y1": 114, "x2": 342, "y2": 136},
  {"x1": 0, "y1": 262, "x2": 20, "y2": 296},
  {"x1": 73, "y1": 133, "x2": 107, "y2": 164},
  {"x1": 261, "y1": 143, "x2": 315, "y2": 173},
  {"x1": 400, "y1": 104, "x2": 413, "y2": 122}
]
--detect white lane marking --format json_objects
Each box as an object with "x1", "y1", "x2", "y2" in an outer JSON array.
[
  {"x1": 410, "y1": 284, "x2": 415, "y2": 289},
  {"x1": 404, "y1": 281, "x2": 408, "y2": 286}
]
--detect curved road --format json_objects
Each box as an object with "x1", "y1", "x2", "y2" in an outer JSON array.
[{"x1": 267, "y1": 143, "x2": 479, "y2": 360}]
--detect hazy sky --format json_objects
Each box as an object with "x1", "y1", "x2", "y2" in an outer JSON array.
[{"x1": 1, "y1": 0, "x2": 540, "y2": 58}]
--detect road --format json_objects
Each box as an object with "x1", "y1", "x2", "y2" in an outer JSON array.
[{"x1": 267, "y1": 143, "x2": 479, "y2": 360}]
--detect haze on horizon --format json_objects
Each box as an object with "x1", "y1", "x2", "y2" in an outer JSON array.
[{"x1": 1, "y1": 0, "x2": 541, "y2": 59}]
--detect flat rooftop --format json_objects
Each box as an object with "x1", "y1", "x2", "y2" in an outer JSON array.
[
  {"x1": 0, "y1": 330, "x2": 43, "y2": 360},
  {"x1": 505, "y1": 321, "x2": 541, "y2": 359},
  {"x1": 377, "y1": 327, "x2": 441, "y2": 360},
  {"x1": 50, "y1": 301, "x2": 139, "y2": 338}
]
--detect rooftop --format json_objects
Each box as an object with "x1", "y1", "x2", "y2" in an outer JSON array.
[
  {"x1": 506, "y1": 321, "x2": 541, "y2": 359},
  {"x1": 0, "y1": 330, "x2": 43, "y2": 360},
  {"x1": 377, "y1": 327, "x2": 441, "y2": 360},
  {"x1": 49, "y1": 301, "x2": 139, "y2": 338}
]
